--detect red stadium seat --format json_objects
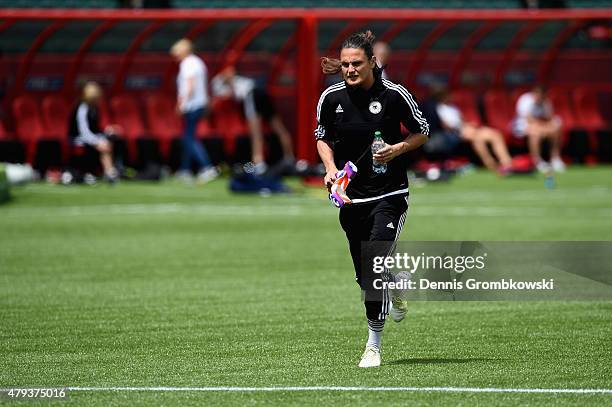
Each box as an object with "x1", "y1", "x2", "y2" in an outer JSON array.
[
  {"x1": 483, "y1": 90, "x2": 514, "y2": 139},
  {"x1": 97, "y1": 99, "x2": 113, "y2": 130},
  {"x1": 145, "y1": 93, "x2": 181, "y2": 139},
  {"x1": 572, "y1": 88, "x2": 605, "y2": 131},
  {"x1": 110, "y1": 94, "x2": 147, "y2": 162},
  {"x1": 144, "y1": 93, "x2": 181, "y2": 159},
  {"x1": 42, "y1": 95, "x2": 71, "y2": 139},
  {"x1": 196, "y1": 117, "x2": 215, "y2": 139},
  {"x1": 110, "y1": 94, "x2": 146, "y2": 140},
  {"x1": 571, "y1": 88, "x2": 607, "y2": 162},
  {"x1": 210, "y1": 97, "x2": 249, "y2": 156},
  {"x1": 0, "y1": 120, "x2": 12, "y2": 141},
  {"x1": 450, "y1": 89, "x2": 481, "y2": 126},
  {"x1": 548, "y1": 88, "x2": 578, "y2": 131},
  {"x1": 12, "y1": 95, "x2": 46, "y2": 163},
  {"x1": 42, "y1": 95, "x2": 73, "y2": 162}
]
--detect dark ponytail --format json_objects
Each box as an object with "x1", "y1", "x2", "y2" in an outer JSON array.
[{"x1": 321, "y1": 30, "x2": 380, "y2": 76}]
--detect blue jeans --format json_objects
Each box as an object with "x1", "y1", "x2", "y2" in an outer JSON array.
[{"x1": 180, "y1": 107, "x2": 211, "y2": 172}]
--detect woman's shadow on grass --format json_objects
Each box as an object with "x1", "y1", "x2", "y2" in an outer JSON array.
[{"x1": 387, "y1": 357, "x2": 497, "y2": 365}]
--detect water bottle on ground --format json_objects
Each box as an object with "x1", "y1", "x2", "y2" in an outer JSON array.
[
  {"x1": 371, "y1": 131, "x2": 387, "y2": 174},
  {"x1": 544, "y1": 169, "x2": 555, "y2": 190}
]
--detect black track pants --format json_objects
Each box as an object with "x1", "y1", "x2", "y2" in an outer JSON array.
[{"x1": 339, "y1": 195, "x2": 408, "y2": 321}]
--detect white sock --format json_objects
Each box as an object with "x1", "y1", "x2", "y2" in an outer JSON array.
[{"x1": 367, "y1": 319, "x2": 384, "y2": 349}]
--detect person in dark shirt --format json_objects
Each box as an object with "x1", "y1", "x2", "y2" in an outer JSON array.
[
  {"x1": 315, "y1": 31, "x2": 429, "y2": 368},
  {"x1": 212, "y1": 65, "x2": 295, "y2": 174},
  {"x1": 68, "y1": 82, "x2": 119, "y2": 182}
]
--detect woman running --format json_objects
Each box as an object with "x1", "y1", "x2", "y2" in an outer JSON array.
[{"x1": 315, "y1": 31, "x2": 429, "y2": 368}]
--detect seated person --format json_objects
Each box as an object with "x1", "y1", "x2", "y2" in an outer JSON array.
[
  {"x1": 514, "y1": 85, "x2": 565, "y2": 173},
  {"x1": 68, "y1": 82, "x2": 120, "y2": 182},
  {"x1": 211, "y1": 66, "x2": 294, "y2": 174},
  {"x1": 436, "y1": 88, "x2": 513, "y2": 175}
]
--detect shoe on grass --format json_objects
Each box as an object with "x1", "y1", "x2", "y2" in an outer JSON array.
[
  {"x1": 551, "y1": 157, "x2": 566, "y2": 173},
  {"x1": 196, "y1": 167, "x2": 219, "y2": 184},
  {"x1": 536, "y1": 160, "x2": 551, "y2": 174},
  {"x1": 358, "y1": 345, "x2": 381, "y2": 368}
]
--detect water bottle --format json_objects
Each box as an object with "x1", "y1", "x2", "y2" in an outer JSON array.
[
  {"x1": 371, "y1": 131, "x2": 387, "y2": 174},
  {"x1": 544, "y1": 169, "x2": 555, "y2": 190}
]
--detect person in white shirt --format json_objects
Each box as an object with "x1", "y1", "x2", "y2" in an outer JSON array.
[
  {"x1": 170, "y1": 38, "x2": 218, "y2": 183},
  {"x1": 211, "y1": 65, "x2": 294, "y2": 174},
  {"x1": 514, "y1": 85, "x2": 565, "y2": 173},
  {"x1": 436, "y1": 88, "x2": 513, "y2": 175}
]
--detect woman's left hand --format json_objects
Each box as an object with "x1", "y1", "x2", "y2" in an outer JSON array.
[{"x1": 373, "y1": 143, "x2": 404, "y2": 164}]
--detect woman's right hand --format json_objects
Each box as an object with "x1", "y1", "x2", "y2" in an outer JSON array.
[{"x1": 324, "y1": 168, "x2": 339, "y2": 192}]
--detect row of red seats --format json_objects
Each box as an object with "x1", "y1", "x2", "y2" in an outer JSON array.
[
  {"x1": 3, "y1": 87, "x2": 607, "y2": 165},
  {"x1": 6, "y1": 93, "x2": 250, "y2": 163}
]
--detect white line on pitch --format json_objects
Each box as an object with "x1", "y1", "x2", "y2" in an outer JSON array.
[
  {"x1": 45, "y1": 386, "x2": 612, "y2": 394},
  {"x1": 3, "y1": 203, "x2": 612, "y2": 219}
]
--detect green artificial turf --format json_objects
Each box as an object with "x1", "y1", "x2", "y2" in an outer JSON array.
[{"x1": 1, "y1": 167, "x2": 611, "y2": 406}]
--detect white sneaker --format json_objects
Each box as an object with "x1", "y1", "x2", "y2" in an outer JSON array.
[
  {"x1": 551, "y1": 157, "x2": 566, "y2": 173},
  {"x1": 358, "y1": 346, "x2": 381, "y2": 368},
  {"x1": 243, "y1": 161, "x2": 268, "y2": 176},
  {"x1": 196, "y1": 167, "x2": 219, "y2": 184},
  {"x1": 536, "y1": 160, "x2": 551, "y2": 174},
  {"x1": 253, "y1": 161, "x2": 268, "y2": 176},
  {"x1": 390, "y1": 271, "x2": 410, "y2": 323}
]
